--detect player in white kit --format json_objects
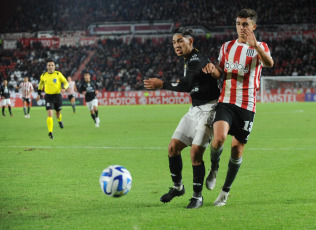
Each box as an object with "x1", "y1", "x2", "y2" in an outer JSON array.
[
  {"x1": 67, "y1": 76, "x2": 77, "y2": 113},
  {"x1": 203, "y1": 9, "x2": 274, "y2": 206},
  {"x1": 16, "y1": 77, "x2": 34, "y2": 118}
]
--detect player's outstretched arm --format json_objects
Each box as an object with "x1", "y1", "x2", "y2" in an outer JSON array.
[{"x1": 144, "y1": 78, "x2": 164, "y2": 90}]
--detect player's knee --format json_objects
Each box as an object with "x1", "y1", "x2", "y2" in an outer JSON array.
[
  {"x1": 213, "y1": 134, "x2": 227, "y2": 148},
  {"x1": 168, "y1": 141, "x2": 182, "y2": 157},
  {"x1": 190, "y1": 145, "x2": 204, "y2": 164}
]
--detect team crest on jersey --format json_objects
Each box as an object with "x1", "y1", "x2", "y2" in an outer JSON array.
[
  {"x1": 246, "y1": 49, "x2": 255, "y2": 57},
  {"x1": 53, "y1": 78, "x2": 57, "y2": 83}
]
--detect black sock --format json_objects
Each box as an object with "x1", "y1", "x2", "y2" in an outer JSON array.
[
  {"x1": 211, "y1": 145, "x2": 223, "y2": 171},
  {"x1": 91, "y1": 114, "x2": 96, "y2": 122},
  {"x1": 27, "y1": 106, "x2": 30, "y2": 114},
  {"x1": 23, "y1": 107, "x2": 27, "y2": 115},
  {"x1": 8, "y1": 106, "x2": 12, "y2": 114},
  {"x1": 192, "y1": 162, "x2": 205, "y2": 197},
  {"x1": 95, "y1": 110, "x2": 98, "y2": 117},
  {"x1": 169, "y1": 155, "x2": 183, "y2": 187},
  {"x1": 222, "y1": 157, "x2": 242, "y2": 192},
  {"x1": 2, "y1": 107, "x2": 4, "y2": 115}
]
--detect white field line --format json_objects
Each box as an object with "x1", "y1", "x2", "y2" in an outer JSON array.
[
  {"x1": 0, "y1": 145, "x2": 165, "y2": 150},
  {"x1": 0, "y1": 146, "x2": 314, "y2": 151}
]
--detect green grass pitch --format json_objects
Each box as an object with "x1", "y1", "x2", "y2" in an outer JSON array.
[{"x1": 0, "y1": 102, "x2": 315, "y2": 229}]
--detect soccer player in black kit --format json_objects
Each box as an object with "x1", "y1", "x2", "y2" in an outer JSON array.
[
  {"x1": 144, "y1": 27, "x2": 220, "y2": 209},
  {"x1": 1, "y1": 80, "x2": 14, "y2": 117},
  {"x1": 79, "y1": 73, "x2": 100, "y2": 127}
]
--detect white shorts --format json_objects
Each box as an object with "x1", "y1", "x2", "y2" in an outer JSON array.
[
  {"x1": 1, "y1": 99, "x2": 11, "y2": 106},
  {"x1": 171, "y1": 101, "x2": 217, "y2": 148},
  {"x1": 86, "y1": 99, "x2": 98, "y2": 111}
]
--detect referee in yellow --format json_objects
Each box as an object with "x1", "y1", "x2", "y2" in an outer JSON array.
[{"x1": 36, "y1": 59, "x2": 69, "y2": 139}]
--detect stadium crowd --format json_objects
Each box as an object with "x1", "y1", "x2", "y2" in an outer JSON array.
[
  {"x1": 2, "y1": 0, "x2": 315, "y2": 33},
  {"x1": 1, "y1": 36, "x2": 315, "y2": 92},
  {"x1": 1, "y1": 0, "x2": 315, "y2": 92}
]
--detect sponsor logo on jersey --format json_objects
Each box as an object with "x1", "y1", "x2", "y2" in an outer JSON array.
[
  {"x1": 53, "y1": 78, "x2": 57, "y2": 83},
  {"x1": 225, "y1": 61, "x2": 249, "y2": 73},
  {"x1": 189, "y1": 54, "x2": 200, "y2": 62}
]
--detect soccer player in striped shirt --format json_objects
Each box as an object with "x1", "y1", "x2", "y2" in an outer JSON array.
[
  {"x1": 203, "y1": 9, "x2": 274, "y2": 206},
  {"x1": 16, "y1": 77, "x2": 34, "y2": 118},
  {"x1": 67, "y1": 76, "x2": 77, "y2": 113},
  {"x1": 36, "y1": 59, "x2": 69, "y2": 139}
]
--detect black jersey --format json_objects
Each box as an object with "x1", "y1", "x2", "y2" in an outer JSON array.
[
  {"x1": 162, "y1": 49, "x2": 220, "y2": 106},
  {"x1": 79, "y1": 81, "x2": 98, "y2": 102},
  {"x1": 0, "y1": 85, "x2": 10, "y2": 99}
]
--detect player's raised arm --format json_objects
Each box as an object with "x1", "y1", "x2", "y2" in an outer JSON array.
[{"x1": 244, "y1": 27, "x2": 274, "y2": 68}]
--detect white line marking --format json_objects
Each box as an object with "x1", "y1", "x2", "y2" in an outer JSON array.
[
  {"x1": 0, "y1": 145, "x2": 165, "y2": 150},
  {"x1": 0, "y1": 146, "x2": 315, "y2": 151}
]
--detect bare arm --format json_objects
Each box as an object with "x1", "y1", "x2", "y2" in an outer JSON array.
[
  {"x1": 244, "y1": 27, "x2": 274, "y2": 68},
  {"x1": 202, "y1": 63, "x2": 222, "y2": 79},
  {"x1": 143, "y1": 78, "x2": 164, "y2": 90}
]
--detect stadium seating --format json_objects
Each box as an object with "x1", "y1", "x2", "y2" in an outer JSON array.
[{"x1": 1, "y1": 0, "x2": 315, "y2": 91}]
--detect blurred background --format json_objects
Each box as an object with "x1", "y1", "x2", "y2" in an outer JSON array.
[{"x1": 0, "y1": 0, "x2": 315, "y2": 95}]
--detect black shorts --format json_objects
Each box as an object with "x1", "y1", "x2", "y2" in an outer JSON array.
[
  {"x1": 22, "y1": 97, "x2": 31, "y2": 103},
  {"x1": 45, "y1": 94, "x2": 63, "y2": 111},
  {"x1": 68, "y1": 95, "x2": 74, "y2": 101},
  {"x1": 213, "y1": 102, "x2": 255, "y2": 144}
]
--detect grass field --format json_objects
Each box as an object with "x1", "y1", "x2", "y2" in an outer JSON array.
[{"x1": 0, "y1": 102, "x2": 315, "y2": 230}]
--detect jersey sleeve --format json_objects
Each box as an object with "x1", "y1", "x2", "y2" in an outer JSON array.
[
  {"x1": 59, "y1": 73, "x2": 69, "y2": 90},
  {"x1": 218, "y1": 43, "x2": 226, "y2": 70},
  {"x1": 38, "y1": 74, "x2": 45, "y2": 90},
  {"x1": 258, "y1": 42, "x2": 272, "y2": 66},
  {"x1": 163, "y1": 53, "x2": 205, "y2": 92},
  {"x1": 162, "y1": 77, "x2": 192, "y2": 92},
  {"x1": 78, "y1": 82, "x2": 85, "y2": 93}
]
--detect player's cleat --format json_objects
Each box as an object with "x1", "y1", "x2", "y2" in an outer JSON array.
[
  {"x1": 48, "y1": 132, "x2": 54, "y2": 139},
  {"x1": 27, "y1": 114, "x2": 30, "y2": 118},
  {"x1": 24, "y1": 115, "x2": 28, "y2": 118},
  {"x1": 186, "y1": 197, "x2": 203, "y2": 209},
  {"x1": 205, "y1": 169, "x2": 218, "y2": 190},
  {"x1": 58, "y1": 121, "x2": 64, "y2": 129},
  {"x1": 95, "y1": 117, "x2": 100, "y2": 124},
  {"x1": 2, "y1": 114, "x2": 5, "y2": 117},
  {"x1": 95, "y1": 123, "x2": 99, "y2": 127},
  {"x1": 214, "y1": 190, "x2": 229, "y2": 206},
  {"x1": 10, "y1": 114, "x2": 14, "y2": 117},
  {"x1": 160, "y1": 186, "x2": 185, "y2": 203}
]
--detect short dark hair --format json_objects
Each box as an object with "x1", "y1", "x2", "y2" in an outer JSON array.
[
  {"x1": 237, "y1": 9, "x2": 257, "y2": 24},
  {"x1": 173, "y1": 27, "x2": 194, "y2": 38},
  {"x1": 46, "y1": 58, "x2": 55, "y2": 64}
]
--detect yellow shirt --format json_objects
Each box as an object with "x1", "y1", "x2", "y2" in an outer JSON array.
[{"x1": 38, "y1": 71, "x2": 69, "y2": 94}]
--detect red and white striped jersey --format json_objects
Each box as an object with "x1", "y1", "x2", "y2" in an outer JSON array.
[
  {"x1": 19, "y1": 81, "x2": 34, "y2": 98},
  {"x1": 217, "y1": 39, "x2": 271, "y2": 112}
]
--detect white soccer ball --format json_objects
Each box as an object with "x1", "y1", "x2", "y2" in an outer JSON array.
[{"x1": 100, "y1": 165, "x2": 132, "y2": 197}]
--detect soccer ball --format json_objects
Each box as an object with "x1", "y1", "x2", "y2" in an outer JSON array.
[{"x1": 100, "y1": 165, "x2": 132, "y2": 197}]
